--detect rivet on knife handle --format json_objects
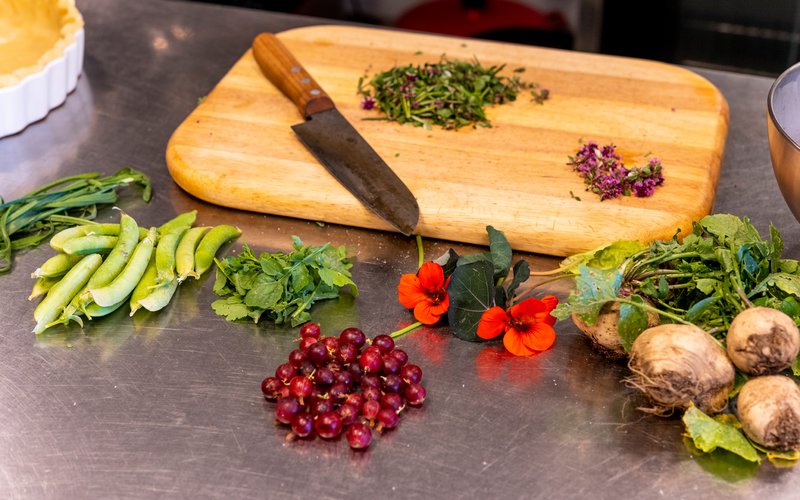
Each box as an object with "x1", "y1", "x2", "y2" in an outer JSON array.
[{"x1": 252, "y1": 33, "x2": 335, "y2": 119}]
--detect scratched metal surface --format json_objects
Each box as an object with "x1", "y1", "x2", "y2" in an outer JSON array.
[{"x1": 1, "y1": 0, "x2": 799, "y2": 498}]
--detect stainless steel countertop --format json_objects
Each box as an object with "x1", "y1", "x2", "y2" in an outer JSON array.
[{"x1": 1, "y1": 0, "x2": 798, "y2": 498}]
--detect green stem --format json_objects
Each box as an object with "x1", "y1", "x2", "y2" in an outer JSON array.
[
  {"x1": 614, "y1": 298, "x2": 693, "y2": 325},
  {"x1": 390, "y1": 321, "x2": 423, "y2": 339},
  {"x1": 416, "y1": 234, "x2": 424, "y2": 269}
]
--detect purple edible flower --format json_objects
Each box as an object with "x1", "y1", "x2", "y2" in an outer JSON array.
[
  {"x1": 361, "y1": 95, "x2": 376, "y2": 110},
  {"x1": 567, "y1": 142, "x2": 665, "y2": 200}
]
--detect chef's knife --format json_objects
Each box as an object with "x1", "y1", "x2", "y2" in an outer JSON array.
[{"x1": 252, "y1": 33, "x2": 419, "y2": 236}]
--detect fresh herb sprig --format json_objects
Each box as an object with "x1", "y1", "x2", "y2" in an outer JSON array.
[
  {"x1": 212, "y1": 237, "x2": 358, "y2": 327},
  {"x1": 0, "y1": 168, "x2": 152, "y2": 273},
  {"x1": 358, "y1": 56, "x2": 549, "y2": 130}
]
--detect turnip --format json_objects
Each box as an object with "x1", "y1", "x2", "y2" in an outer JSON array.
[
  {"x1": 572, "y1": 302, "x2": 659, "y2": 357},
  {"x1": 726, "y1": 307, "x2": 800, "y2": 375},
  {"x1": 628, "y1": 324, "x2": 735, "y2": 414},
  {"x1": 737, "y1": 375, "x2": 800, "y2": 451}
]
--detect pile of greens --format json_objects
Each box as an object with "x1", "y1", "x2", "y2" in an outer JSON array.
[
  {"x1": 212, "y1": 237, "x2": 357, "y2": 327},
  {"x1": 553, "y1": 214, "x2": 800, "y2": 350},
  {"x1": 357, "y1": 57, "x2": 548, "y2": 130}
]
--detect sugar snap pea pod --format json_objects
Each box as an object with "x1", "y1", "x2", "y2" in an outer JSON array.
[
  {"x1": 194, "y1": 225, "x2": 242, "y2": 278},
  {"x1": 50, "y1": 223, "x2": 122, "y2": 252},
  {"x1": 175, "y1": 226, "x2": 210, "y2": 281},
  {"x1": 62, "y1": 235, "x2": 118, "y2": 255},
  {"x1": 157, "y1": 210, "x2": 197, "y2": 237},
  {"x1": 31, "y1": 253, "x2": 82, "y2": 278},
  {"x1": 67, "y1": 212, "x2": 142, "y2": 312},
  {"x1": 89, "y1": 228, "x2": 157, "y2": 307},
  {"x1": 87, "y1": 213, "x2": 140, "y2": 288},
  {"x1": 155, "y1": 228, "x2": 186, "y2": 283},
  {"x1": 138, "y1": 279, "x2": 178, "y2": 313},
  {"x1": 29, "y1": 277, "x2": 59, "y2": 300},
  {"x1": 33, "y1": 254, "x2": 103, "y2": 333},
  {"x1": 84, "y1": 297, "x2": 129, "y2": 319},
  {"x1": 130, "y1": 254, "x2": 158, "y2": 316}
]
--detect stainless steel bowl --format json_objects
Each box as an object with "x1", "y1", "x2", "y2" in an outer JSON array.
[{"x1": 768, "y1": 62, "x2": 800, "y2": 222}]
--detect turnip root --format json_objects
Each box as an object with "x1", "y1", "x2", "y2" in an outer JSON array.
[
  {"x1": 572, "y1": 302, "x2": 659, "y2": 357},
  {"x1": 628, "y1": 324, "x2": 735, "y2": 414},
  {"x1": 737, "y1": 375, "x2": 800, "y2": 451},
  {"x1": 726, "y1": 307, "x2": 800, "y2": 375}
]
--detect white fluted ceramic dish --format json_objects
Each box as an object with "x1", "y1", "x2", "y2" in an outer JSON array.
[{"x1": 0, "y1": 0, "x2": 84, "y2": 138}]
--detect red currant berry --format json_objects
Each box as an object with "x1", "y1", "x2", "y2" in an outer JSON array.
[
  {"x1": 289, "y1": 376, "x2": 313, "y2": 400},
  {"x1": 346, "y1": 422, "x2": 373, "y2": 450},
  {"x1": 275, "y1": 396, "x2": 302, "y2": 424},
  {"x1": 288, "y1": 349, "x2": 307, "y2": 368},
  {"x1": 381, "y1": 392, "x2": 404, "y2": 412},
  {"x1": 360, "y1": 349, "x2": 382, "y2": 374},
  {"x1": 306, "y1": 342, "x2": 330, "y2": 366},
  {"x1": 400, "y1": 364, "x2": 423, "y2": 384},
  {"x1": 338, "y1": 403, "x2": 360, "y2": 426},
  {"x1": 372, "y1": 334, "x2": 395, "y2": 353},
  {"x1": 299, "y1": 336, "x2": 317, "y2": 350},
  {"x1": 362, "y1": 400, "x2": 381, "y2": 420},
  {"x1": 290, "y1": 412, "x2": 314, "y2": 438},
  {"x1": 299, "y1": 322, "x2": 321, "y2": 339},
  {"x1": 275, "y1": 363, "x2": 295, "y2": 382},
  {"x1": 315, "y1": 412, "x2": 343, "y2": 439},
  {"x1": 389, "y1": 349, "x2": 409, "y2": 366},
  {"x1": 376, "y1": 407, "x2": 399, "y2": 430},
  {"x1": 260, "y1": 376, "x2": 283, "y2": 399},
  {"x1": 382, "y1": 374, "x2": 402, "y2": 394},
  {"x1": 404, "y1": 383, "x2": 427, "y2": 406},
  {"x1": 339, "y1": 327, "x2": 366, "y2": 349},
  {"x1": 336, "y1": 342, "x2": 358, "y2": 364}
]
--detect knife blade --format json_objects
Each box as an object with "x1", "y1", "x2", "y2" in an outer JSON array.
[{"x1": 252, "y1": 33, "x2": 419, "y2": 236}]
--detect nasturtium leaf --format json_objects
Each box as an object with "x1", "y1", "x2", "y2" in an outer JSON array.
[
  {"x1": 457, "y1": 252, "x2": 492, "y2": 268},
  {"x1": 682, "y1": 405, "x2": 761, "y2": 463},
  {"x1": 433, "y1": 248, "x2": 459, "y2": 277},
  {"x1": 486, "y1": 225, "x2": 512, "y2": 282},
  {"x1": 505, "y1": 260, "x2": 530, "y2": 300},
  {"x1": 446, "y1": 260, "x2": 496, "y2": 342},
  {"x1": 618, "y1": 294, "x2": 649, "y2": 352}
]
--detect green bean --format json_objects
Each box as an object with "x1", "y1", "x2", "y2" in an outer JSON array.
[
  {"x1": 33, "y1": 253, "x2": 102, "y2": 333},
  {"x1": 89, "y1": 228, "x2": 157, "y2": 307},
  {"x1": 157, "y1": 210, "x2": 197, "y2": 237},
  {"x1": 138, "y1": 279, "x2": 178, "y2": 313},
  {"x1": 62, "y1": 235, "x2": 118, "y2": 255},
  {"x1": 155, "y1": 228, "x2": 186, "y2": 283},
  {"x1": 50, "y1": 223, "x2": 120, "y2": 251},
  {"x1": 175, "y1": 226, "x2": 210, "y2": 281},
  {"x1": 29, "y1": 277, "x2": 59, "y2": 300},
  {"x1": 130, "y1": 254, "x2": 158, "y2": 316},
  {"x1": 194, "y1": 225, "x2": 241, "y2": 277},
  {"x1": 31, "y1": 253, "x2": 82, "y2": 278}
]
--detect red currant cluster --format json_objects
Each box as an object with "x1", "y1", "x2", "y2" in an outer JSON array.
[{"x1": 261, "y1": 323, "x2": 427, "y2": 450}]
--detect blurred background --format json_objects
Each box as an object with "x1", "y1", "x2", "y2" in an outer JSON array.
[{"x1": 176, "y1": 0, "x2": 800, "y2": 76}]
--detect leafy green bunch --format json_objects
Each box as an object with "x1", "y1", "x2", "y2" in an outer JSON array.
[
  {"x1": 553, "y1": 214, "x2": 800, "y2": 351},
  {"x1": 212, "y1": 237, "x2": 357, "y2": 327}
]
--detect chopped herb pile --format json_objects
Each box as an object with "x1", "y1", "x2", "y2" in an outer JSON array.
[
  {"x1": 212, "y1": 237, "x2": 358, "y2": 327},
  {"x1": 567, "y1": 141, "x2": 664, "y2": 200},
  {"x1": 553, "y1": 214, "x2": 800, "y2": 349},
  {"x1": 0, "y1": 168, "x2": 152, "y2": 274},
  {"x1": 357, "y1": 57, "x2": 549, "y2": 130}
]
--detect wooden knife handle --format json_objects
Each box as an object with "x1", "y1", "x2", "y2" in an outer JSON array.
[{"x1": 252, "y1": 33, "x2": 335, "y2": 119}]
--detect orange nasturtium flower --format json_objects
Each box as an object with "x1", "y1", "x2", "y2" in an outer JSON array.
[
  {"x1": 397, "y1": 262, "x2": 450, "y2": 324},
  {"x1": 476, "y1": 296, "x2": 559, "y2": 356}
]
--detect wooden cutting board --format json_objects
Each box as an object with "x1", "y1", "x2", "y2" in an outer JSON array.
[{"x1": 166, "y1": 25, "x2": 728, "y2": 256}]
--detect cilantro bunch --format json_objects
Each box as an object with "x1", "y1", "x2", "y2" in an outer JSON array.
[{"x1": 211, "y1": 237, "x2": 357, "y2": 327}]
